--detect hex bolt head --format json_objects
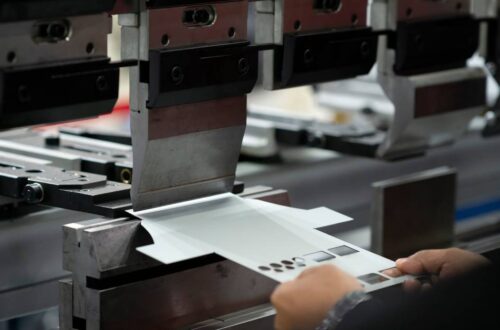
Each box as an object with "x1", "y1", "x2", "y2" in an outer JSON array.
[
  {"x1": 22, "y1": 183, "x2": 44, "y2": 204},
  {"x1": 170, "y1": 66, "x2": 184, "y2": 85}
]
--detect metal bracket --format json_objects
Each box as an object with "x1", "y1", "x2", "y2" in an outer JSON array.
[
  {"x1": 390, "y1": 15, "x2": 479, "y2": 75},
  {"x1": 146, "y1": 42, "x2": 258, "y2": 108},
  {"x1": 0, "y1": 154, "x2": 131, "y2": 218},
  {"x1": 0, "y1": 59, "x2": 119, "y2": 129},
  {"x1": 276, "y1": 28, "x2": 378, "y2": 88}
]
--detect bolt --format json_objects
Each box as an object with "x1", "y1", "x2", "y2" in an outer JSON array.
[
  {"x1": 304, "y1": 49, "x2": 314, "y2": 65},
  {"x1": 47, "y1": 22, "x2": 69, "y2": 41},
  {"x1": 360, "y1": 41, "x2": 370, "y2": 57},
  {"x1": 96, "y1": 75, "x2": 109, "y2": 92},
  {"x1": 22, "y1": 183, "x2": 44, "y2": 204},
  {"x1": 193, "y1": 9, "x2": 210, "y2": 24},
  {"x1": 170, "y1": 66, "x2": 184, "y2": 85},
  {"x1": 238, "y1": 58, "x2": 250, "y2": 76},
  {"x1": 17, "y1": 85, "x2": 31, "y2": 103}
]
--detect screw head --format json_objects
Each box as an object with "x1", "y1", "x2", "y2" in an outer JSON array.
[
  {"x1": 96, "y1": 75, "x2": 109, "y2": 92},
  {"x1": 22, "y1": 183, "x2": 44, "y2": 204},
  {"x1": 360, "y1": 41, "x2": 370, "y2": 57},
  {"x1": 170, "y1": 66, "x2": 184, "y2": 85},
  {"x1": 414, "y1": 34, "x2": 424, "y2": 52},
  {"x1": 238, "y1": 58, "x2": 250, "y2": 76},
  {"x1": 17, "y1": 85, "x2": 31, "y2": 103},
  {"x1": 304, "y1": 49, "x2": 314, "y2": 65}
]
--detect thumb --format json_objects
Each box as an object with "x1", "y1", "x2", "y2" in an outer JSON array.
[
  {"x1": 396, "y1": 250, "x2": 447, "y2": 275},
  {"x1": 396, "y1": 258, "x2": 424, "y2": 275}
]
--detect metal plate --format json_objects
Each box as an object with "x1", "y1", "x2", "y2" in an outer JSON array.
[
  {"x1": 280, "y1": 0, "x2": 368, "y2": 34},
  {"x1": 371, "y1": 167, "x2": 456, "y2": 260},
  {"x1": 395, "y1": 0, "x2": 471, "y2": 22},
  {"x1": 131, "y1": 193, "x2": 411, "y2": 292},
  {"x1": 148, "y1": 2, "x2": 248, "y2": 49},
  {"x1": 130, "y1": 96, "x2": 247, "y2": 211},
  {"x1": 0, "y1": 14, "x2": 109, "y2": 67}
]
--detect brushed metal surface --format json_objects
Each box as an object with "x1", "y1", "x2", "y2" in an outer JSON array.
[
  {"x1": 0, "y1": 14, "x2": 110, "y2": 67},
  {"x1": 371, "y1": 167, "x2": 456, "y2": 260},
  {"x1": 85, "y1": 260, "x2": 276, "y2": 330},
  {"x1": 131, "y1": 96, "x2": 247, "y2": 211}
]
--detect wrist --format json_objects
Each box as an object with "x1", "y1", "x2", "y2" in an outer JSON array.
[{"x1": 316, "y1": 290, "x2": 371, "y2": 330}]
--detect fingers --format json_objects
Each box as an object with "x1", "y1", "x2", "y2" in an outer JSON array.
[
  {"x1": 382, "y1": 267, "x2": 403, "y2": 278},
  {"x1": 271, "y1": 283, "x2": 294, "y2": 330},
  {"x1": 403, "y1": 279, "x2": 422, "y2": 293},
  {"x1": 396, "y1": 250, "x2": 447, "y2": 275},
  {"x1": 396, "y1": 258, "x2": 424, "y2": 275},
  {"x1": 271, "y1": 282, "x2": 291, "y2": 305},
  {"x1": 298, "y1": 264, "x2": 338, "y2": 279},
  {"x1": 274, "y1": 313, "x2": 294, "y2": 330},
  {"x1": 273, "y1": 313, "x2": 289, "y2": 330},
  {"x1": 297, "y1": 266, "x2": 318, "y2": 279},
  {"x1": 421, "y1": 283, "x2": 433, "y2": 291},
  {"x1": 272, "y1": 264, "x2": 362, "y2": 330}
]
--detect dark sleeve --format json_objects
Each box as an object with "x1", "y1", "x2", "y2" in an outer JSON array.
[{"x1": 336, "y1": 265, "x2": 500, "y2": 330}]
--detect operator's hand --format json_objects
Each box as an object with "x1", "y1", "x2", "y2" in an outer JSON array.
[
  {"x1": 271, "y1": 265, "x2": 362, "y2": 330},
  {"x1": 385, "y1": 248, "x2": 490, "y2": 292}
]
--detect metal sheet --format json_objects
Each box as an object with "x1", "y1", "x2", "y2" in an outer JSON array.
[
  {"x1": 130, "y1": 193, "x2": 411, "y2": 292},
  {"x1": 243, "y1": 198, "x2": 352, "y2": 229}
]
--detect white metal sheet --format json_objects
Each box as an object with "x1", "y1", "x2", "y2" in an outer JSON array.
[
  {"x1": 243, "y1": 198, "x2": 352, "y2": 229},
  {"x1": 130, "y1": 194, "x2": 411, "y2": 291}
]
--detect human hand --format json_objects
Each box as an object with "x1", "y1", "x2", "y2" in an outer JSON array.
[
  {"x1": 384, "y1": 248, "x2": 490, "y2": 292},
  {"x1": 271, "y1": 265, "x2": 362, "y2": 330}
]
